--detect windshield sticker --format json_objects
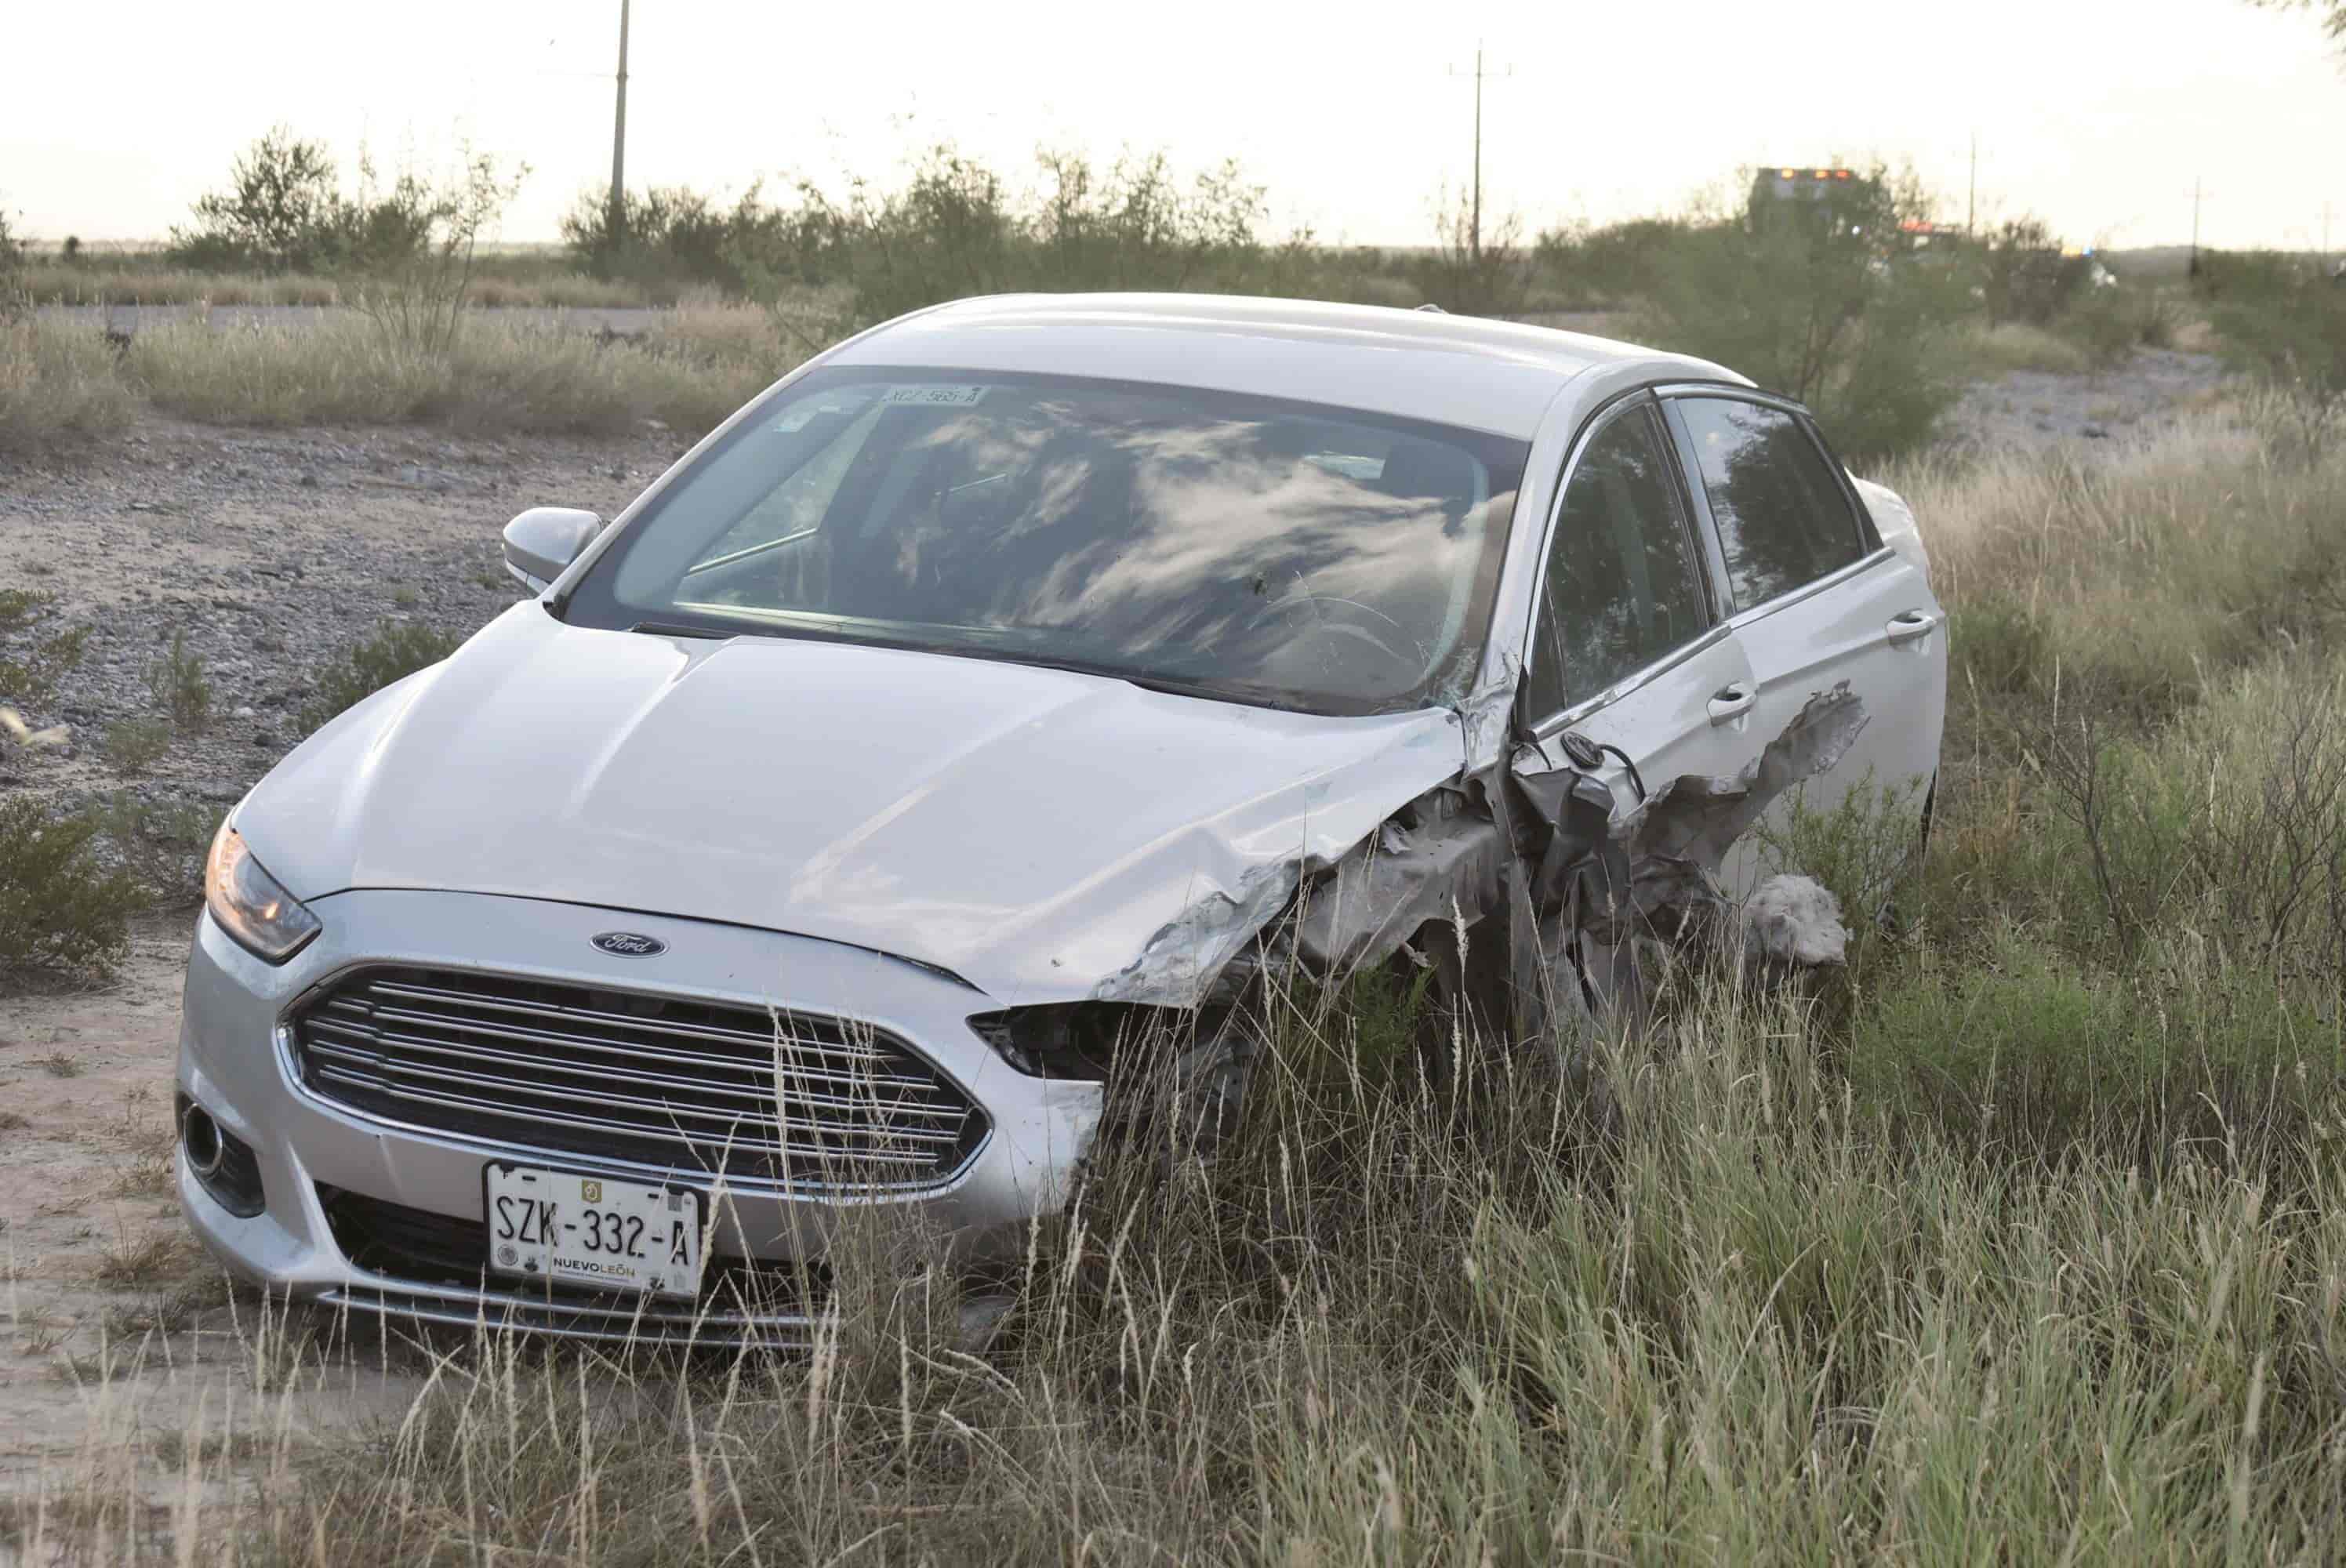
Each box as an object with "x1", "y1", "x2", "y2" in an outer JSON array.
[
  {"x1": 878, "y1": 384, "x2": 990, "y2": 409},
  {"x1": 772, "y1": 395, "x2": 873, "y2": 434}
]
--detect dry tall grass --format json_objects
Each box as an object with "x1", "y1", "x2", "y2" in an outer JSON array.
[
  {"x1": 20, "y1": 261, "x2": 659, "y2": 310},
  {"x1": 129, "y1": 314, "x2": 779, "y2": 438},
  {"x1": 2, "y1": 307, "x2": 800, "y2": 450},
  {"x1": 0, "y1": 318, "x2": 138, "y2": 457}
]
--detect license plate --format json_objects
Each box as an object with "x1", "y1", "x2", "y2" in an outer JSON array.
[{"x1": 483, "y1": 1163, "x2": 704, "y2": 1299}]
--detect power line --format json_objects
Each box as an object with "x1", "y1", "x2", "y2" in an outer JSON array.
[{"x1": 1447, "y1": 44, "x2": 1511, "y2": 260}]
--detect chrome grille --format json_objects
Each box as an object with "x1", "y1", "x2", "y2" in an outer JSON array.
[{"x1": 291, "y1": 967, "x2": 986, "y2": 1188}]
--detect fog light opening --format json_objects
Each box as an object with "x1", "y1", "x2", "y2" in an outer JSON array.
[{"x1": 182, "y1": 1102, "x2": 226, "y2": 1178}]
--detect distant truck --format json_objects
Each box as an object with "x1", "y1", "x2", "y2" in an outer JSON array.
[{"x1": 1745, "y1": 165, "x2": 1894, "y2": 237}]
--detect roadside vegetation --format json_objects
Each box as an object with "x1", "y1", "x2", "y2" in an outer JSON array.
[
  {"x1": 6, "y1": 132, "x2": 2242, "y2": 467},
  {"x1": 10, "y1": 392, "x2": 2346, "y2": 1559}
]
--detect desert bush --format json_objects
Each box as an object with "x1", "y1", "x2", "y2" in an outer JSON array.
[
  {"x1": 343, "y1": 147, "x2": 527, "y2": 354},
  {"x1": 300, "y1": 620, "x2": 463, "y2": 734},
  {"x1": 1531, "y1": 216, "x2": 1692, "y2": 307},
  {"x1": 1638, "y1": 165, "x2": 1968, "y2": 460},
  {"x1": 167, "y1": 127, "x2": 443, "y2": 276},
  {"x1": 0, "y1": 197, "x2": 23, "y2": 306},
  {"x1": 0, "y1": 794, "x2": 142, "y2": 978},
  {"x1": 2191, "y1": 245, "x2": 2317, "y2": 306},
  {"x1": 2058, "y1": 283, "x2": 2181, "y2": 369},
  {"x1": 561, "y1": 181, "x2": 792, "y2": 292},
  {"x1": 101, "y1": 717, "x2": 172, "y2": 775},
  {"x1": 1408, "y1": 185, "x2": 1530, "y2": 317},
  {"x1": 0, "y1": 590, "x2": 89, "y2": 705},
  {"x1": 2021, "y1": 650, "x2": 2346, "y2": 974},
  {"x1": 2061, "y1": 283, "x2": 2142, "y2": 367},
  {"x1": 2213, "y1": 270, "x2": 2346, "y2": 463},
  {"x1": 166, "y1": 127, "x2": 353, "y2": 274},
  {"x1": 92, "y1": 793, "x2": 220, "y2": 905},
  {"x1": 147, "y1": 630, "x2": 212, "y2": 733},
  {"x1": 0, "y1": 318, "x2": 140, "y2": 457},
  {"x1": 1977, "y1": 215, "x2": 2083, "y2": 327}
]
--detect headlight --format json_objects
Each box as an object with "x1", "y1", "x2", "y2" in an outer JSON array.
[
  {"x1": 965, "y1": 1003, "x2": 1188, "y2": 1079},
  {"x1": 204, "y1": 819, "x2": 321, "y2": 964}
]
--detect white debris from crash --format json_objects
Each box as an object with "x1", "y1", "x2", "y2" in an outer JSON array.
[{"x1": 1741, "y1": 873, "x2": 1849, "y2": 969}]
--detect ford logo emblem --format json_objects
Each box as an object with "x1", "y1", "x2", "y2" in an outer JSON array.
[{"x1": 591, "y1": 931, "x2": 667, "y2": 958}]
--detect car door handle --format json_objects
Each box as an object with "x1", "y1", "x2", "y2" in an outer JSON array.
[
  {"x1": 1707, "y1": 683, "x2": 1755, "y2": 726},
  {"x1": 1887, "y1": 610, "x2": 1938, "y2": 645}
]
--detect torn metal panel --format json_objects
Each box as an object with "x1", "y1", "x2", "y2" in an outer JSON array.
[
  {"x1": 1106, "y1": 683, "x2": 1872, "y2": 1029},
  {"x1": 1094, "y1": 858, "x2": 1303, "y2": 1008},
  {"x1": 1291, "y1": 785, "x2": 1509, "y2": 983},
  {"x1": 1615, "y1": 682, "x2": 1869, "y2": 871}
]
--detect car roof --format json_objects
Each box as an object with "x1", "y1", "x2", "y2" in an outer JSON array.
[{"x1": 826, "y1": 292, "x2": 1749, "y2": 440}]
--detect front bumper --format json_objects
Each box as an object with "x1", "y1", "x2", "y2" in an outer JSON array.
[{"x1": 176, "y1": 889, "x2": 1104, "y2": 1345}]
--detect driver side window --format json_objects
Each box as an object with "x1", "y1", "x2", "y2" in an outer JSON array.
[{"x1": 1523, "y1": 401, "x2": 1711, "y2": 718}]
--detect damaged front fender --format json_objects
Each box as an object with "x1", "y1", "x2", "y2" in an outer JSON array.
[{"x1": 1096, "y1": 682, "x2": 1873, "y2": 1036}]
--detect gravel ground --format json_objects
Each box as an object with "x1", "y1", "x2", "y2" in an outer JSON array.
[
  {"x1": 2, "y1": 417, "x2": 689, "y2": 825},
  {"x1": 1939, "y1": 347, "x2": 2229, "y2": 455}
]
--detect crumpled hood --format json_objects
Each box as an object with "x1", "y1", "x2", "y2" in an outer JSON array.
[{"x1": 242, "y1": 606, "x2": 1467, "y2": 1004}]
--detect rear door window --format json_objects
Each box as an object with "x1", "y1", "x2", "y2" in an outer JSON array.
[
  {"x1": 1672, "y1": 397, "x2": 1867, "y2": 611},
  {"x1": 1524, "y1": 401, "x2": 1712, "y2": 717}
]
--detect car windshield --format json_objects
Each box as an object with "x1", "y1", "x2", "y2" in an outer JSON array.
[{"x1": 560, "y1": 368, "x2": 1527, "y2": 716}]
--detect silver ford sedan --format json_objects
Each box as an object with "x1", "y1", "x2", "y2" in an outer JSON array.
[{"x1": 178, "y1": 294, "x2": 1945, "y2": 1343}]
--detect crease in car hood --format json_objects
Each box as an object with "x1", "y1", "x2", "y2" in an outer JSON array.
[{"x1": 240, "y1": 606, "x2": 1469, "y2": 1005}]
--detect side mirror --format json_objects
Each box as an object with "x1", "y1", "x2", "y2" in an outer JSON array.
[{"x1": 502, "y1": 507, "x2": 605, "y2": 594}]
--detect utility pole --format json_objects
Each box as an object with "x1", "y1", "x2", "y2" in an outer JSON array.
[
  {"x1": 608, "y1": 0, "x2": 630, "y2": 248},
  {"x1": 1448, "y1": 45, "x2": 1511, "y2": 260},
  {"x1": 1966, "y1": 131, "x2": 1977, "y2": 238},
  {"x1": 2323, "y1": 200, "x2": 2334, "y2": 267},
  {"x1": 2189, "y1": 176, "x2": 2206, "y2": 276}
]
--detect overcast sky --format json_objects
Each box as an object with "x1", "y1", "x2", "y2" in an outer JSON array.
[{"x1": 5, "y1": 0, "x2": 2341, "y2": 252}]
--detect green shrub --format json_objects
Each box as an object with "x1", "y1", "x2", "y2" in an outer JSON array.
[
  {"x1": 1977, "y1": 216, "x2": 2078, "y2": 326},
  {"x1": 301, "y1": 621, "x2": 462, "y2": 734},
  {"x1": 2062, "y1": 285, "x2": 2141, "y2": 367},
  {"x1": 1854, "y1": 932, "x2": 2333, "y2": 1174},
  {"x1": 166, "y1": 126, "x2": 450, "y2": 276},
  {"x1": 2212, "y1": 270, "x2": 2346, "y2": 463},
  {"x1": 1531, "y1": 216, "x2": 1692, "y2": 307},
  {"x1": 93, "y1": 794, "x2": 220, "y2": 906},
  {"x1": 1638, "y1": 166, "x2": 1967, "y2": 461},
  {"x1": 2190, "y1": 246, "x2": 2315, "y2": 307},
  {"x1": 0, "y1": 198, "x2": 23, "y2": 307},
  {"x1": 102, "y1": 717, "x2": 172, "y2": 775},
  {"x1": 0, "y1": 590, "x2": 89, "y2": 702},
  {"x1": 1948, "y1": 596, "x2": 2050, "y2": 697},
  {"x1": 0, "y1": 795, "x2": 142, "y2": 978},
  {"x1": 146, "y1": 630, "x2": 211, "y2": 733}
]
